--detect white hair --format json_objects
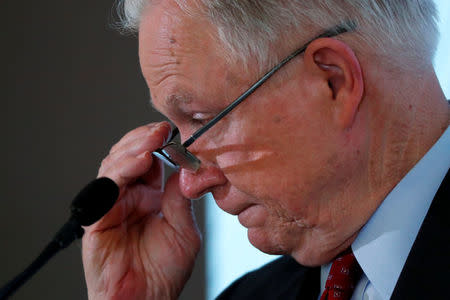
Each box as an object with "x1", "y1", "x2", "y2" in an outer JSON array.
[
  {"x1": 115, "y1": 0, "x2": 439, "y2": 71},
  {"x1": 116, "y1": 0, "x2": 148, "y2": 31}
]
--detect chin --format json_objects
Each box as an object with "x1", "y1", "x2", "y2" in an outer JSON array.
[
  {"x1": 246, "y1": 227, "x2": 346, "y2": 267},
  {"x1": 246, "y1": 227, "x2": 287, "y2": 256},
  {"x1": 290, "y1": 249, "x2": 332, "y2": 267},
  {"x1": 290, "y1": 235, "x2": 358, "y2": 267}
]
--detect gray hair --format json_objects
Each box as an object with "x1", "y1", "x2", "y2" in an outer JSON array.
[{"x1": 116, "y1": 0, "x2": 439, "y2": 71}]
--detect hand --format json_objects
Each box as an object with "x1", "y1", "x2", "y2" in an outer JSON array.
[{"x1": 82, "y1": 122, "x2": 201, "y2": 300}]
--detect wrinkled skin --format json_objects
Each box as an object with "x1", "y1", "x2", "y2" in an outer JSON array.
[
  {"x1": 82, "y1": 2, "x2": 365, "y2": 298},
  {"x1": 82, "y1": 122, "x2": 201, "y2": 300},
  {"x1": 82, "y1": 0, "x2": 450, "y2": 299}
]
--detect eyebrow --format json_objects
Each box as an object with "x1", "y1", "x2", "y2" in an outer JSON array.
[{"x1": 149, "y1": 91, "x2": 195, "y2": 116}]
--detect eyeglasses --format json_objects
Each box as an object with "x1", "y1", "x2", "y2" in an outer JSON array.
[{"x1": 153, "y1": 20, "x2": 356, "y2": 172}]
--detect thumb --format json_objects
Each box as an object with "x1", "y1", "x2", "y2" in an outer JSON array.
[{"x1": 161, "y1": 173, "x2": 201, "y2": 242}]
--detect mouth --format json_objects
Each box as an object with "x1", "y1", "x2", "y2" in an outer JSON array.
[
  {"x1": 219, "y1": 202, "x2": 253, "y2": 216},
  {"x1": 211, "y1": 185, "x2": 256, "y2": 216},
  {"x1": 233, "y1": 203, "x2": 254, "y2": 216},
  {"x1": 237, "y1": 204, "x2": 267, "y2": 228}
]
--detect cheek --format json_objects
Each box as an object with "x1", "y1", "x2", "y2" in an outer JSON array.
[
  {"x1": 214, "y1": 138, "x2": 336, "y2": 239},
  {"x1": 245, "y1": 205, "x2": 317, "y2": 255},
  {"x1": 211, "y1": 93, "x2": 338, "y2": 212},
  {"x1": 214, "y1": 124, "x2": 328, "y2": 194},
  {"x1": 216, "y1": 147, "x2": 275, "y2": 174},
  {"x1": 214, "y1": 126, "x2": 279, "y2": 199},
  {"x1": 213, "y1": 116, "x2": 276, "y2": 173}
]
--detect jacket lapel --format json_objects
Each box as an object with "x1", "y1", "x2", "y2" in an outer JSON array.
[
  {"x1": 391, "y1": 169, "x2": 449, "y2": 299},
  {"x1": 294, "y1": 266, "x2": 320, "y2": 300}
]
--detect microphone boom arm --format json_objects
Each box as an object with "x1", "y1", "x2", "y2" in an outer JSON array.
[
  {"x1": 0, "y1": 177, "x2": 118, "y2": 299},
  {"x1": 0, "y1": 218, "x2": 84, "y2": 299}
]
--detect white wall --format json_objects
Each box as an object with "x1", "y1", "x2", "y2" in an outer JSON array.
[{"x1": 435, "y1": 1, "x2": 450, "y2": 97}]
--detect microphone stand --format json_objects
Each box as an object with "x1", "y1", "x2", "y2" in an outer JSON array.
[
  {"x1": 0, "y1": 218, "x2": 84, "y2": 299},
  {"x1": 0, "y1": 177, "x2": 118, "y2": 300}
]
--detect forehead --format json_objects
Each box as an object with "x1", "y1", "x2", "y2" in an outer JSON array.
[
  {"x1": 138, "y1": 1, "x2": 247, "y2": 114},
  {"x1": 138, "y1": 1, "x2": 209, "y2": 60}
]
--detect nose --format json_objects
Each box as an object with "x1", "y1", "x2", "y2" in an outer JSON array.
[{"x1": 178, "y1": 164, "x2": 227, "y2": 199}]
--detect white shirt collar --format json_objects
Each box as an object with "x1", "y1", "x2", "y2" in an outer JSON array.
[{"x1": 351, "y1": 125, "x2": 450, "y2": 299}]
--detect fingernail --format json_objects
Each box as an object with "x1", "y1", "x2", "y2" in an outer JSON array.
[
  {"x1": 156, "y1": 122, "x2": 171, "y2": 131},
  {"x1": 148, "y1": 123, "x2": 162, "y2": 135},
  {"x1": 137, "y1": 151, "x2": 150, "y2": 159}
]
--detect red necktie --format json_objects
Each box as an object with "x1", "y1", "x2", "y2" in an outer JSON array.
[{"x1": 319, "y1": 250, "x2": 362, "y2": 300}]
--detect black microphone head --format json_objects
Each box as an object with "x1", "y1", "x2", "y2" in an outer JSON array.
[{"x1": 70, "y1": 177, "x2": 119, "y2": 226}]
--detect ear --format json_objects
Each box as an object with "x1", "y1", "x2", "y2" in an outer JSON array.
[{"x1": 303, "y1": 38, "x2": 364, "y2": 129}]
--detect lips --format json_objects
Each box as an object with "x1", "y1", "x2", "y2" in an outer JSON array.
[
  {"x1": 212, "y1": 185, "x2": 254, "y2": 215},
  {"x1": 237, "y1": 204, "x2": 267, "y2": 228},
  {"x1": 216, "y1": 199, "x2": 251, "y2": 216}
]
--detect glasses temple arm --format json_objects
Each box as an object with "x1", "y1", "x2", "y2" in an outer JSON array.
[{"x1": 182, "y1": 20, "x2": 356, "y2": 148}]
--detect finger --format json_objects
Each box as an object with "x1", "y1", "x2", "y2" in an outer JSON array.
[
  {"x1": 100, "y1": 151, "x2": 154, "y2": 188},
  {"x1": 140, "y1": 154, "x2": 164, "y2": 190},
  {"x1": 86, "y1": 179, "x2": 164, "y2": 232},
  {"x1": 101, "y1": 133, "x2": 166, "y2": 175},
  {"x1": 98, "y1": 124, "x2": 170, "y2": 179},
  {"x1": 109, "y1": 122, "x2": 171, "y2": 155},
  {"x1": 161, "y1": 174, "x2": 200, "y2": 240},
  {"x1": 88, "y1": 153, "x2": 164, "y2": 232}
]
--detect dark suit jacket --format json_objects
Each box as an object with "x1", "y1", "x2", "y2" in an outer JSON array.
[{"x1": 217, "y1": 170, "x2": 449, "y2": 300}]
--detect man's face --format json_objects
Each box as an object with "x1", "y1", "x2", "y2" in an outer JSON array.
[{"x1": 139, "y1": 1, "x2": 361, "y2": 265}]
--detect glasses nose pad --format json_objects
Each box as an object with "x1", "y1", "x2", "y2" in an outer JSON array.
[
  {"x1": 153, "y1": 149, "x2": 179, "y2": 170},
  {"x1": 153, "y1": 142, "x2": 201, "y2": 172}
]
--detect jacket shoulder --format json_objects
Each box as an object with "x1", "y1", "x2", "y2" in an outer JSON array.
[{"x1": 216, "y1": 256, "x2": 319, "y2": 300}]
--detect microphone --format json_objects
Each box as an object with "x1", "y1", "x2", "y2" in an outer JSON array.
[
  {"x1": 71, "y1": 177, "x2": 120, "y2": 226},
  {"x1": 0, "y1": 177, "x2": 119, "y2": 300}
]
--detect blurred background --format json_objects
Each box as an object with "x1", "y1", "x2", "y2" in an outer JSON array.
[
  {"x1": 1, "y1": 1, "x2": 448, "y2": 300},
  {"x1": 1, "y1": 0, "x2": 206, "y2": 299}
]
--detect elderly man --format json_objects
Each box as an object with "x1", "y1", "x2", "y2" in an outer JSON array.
[{"x1": 82, "y1": 0, "x2": 449, "y2": 299}]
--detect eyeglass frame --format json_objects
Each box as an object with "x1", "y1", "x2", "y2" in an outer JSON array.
[{"x1": 153, "y1": 20, "x2": 357, "y2": 172}]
